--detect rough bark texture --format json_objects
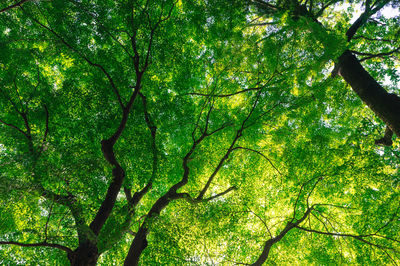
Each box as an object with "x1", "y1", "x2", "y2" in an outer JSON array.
[{"x1": 338, "y1": 50, "x2": 400, "y2": 137}]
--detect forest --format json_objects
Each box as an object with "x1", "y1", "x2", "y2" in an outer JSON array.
[{"x1": 0, "y1": 0, "x2": 399, "y2": 265}]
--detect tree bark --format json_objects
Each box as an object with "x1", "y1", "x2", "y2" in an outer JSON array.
[
  {"x1": 123, "y1": 192, "x2": 175, "y2": 265},
  {"x1": 252, "y1": 208, "x2": 311, "y2": 265},
  {"x1": 67, "y1": 241, "x2": 99, "y2": 266},
  {"x1": 252, "y1": 239, "x2": 274, "y2": 266},
  {"x1": 338, "y1": 50, "x2": 400, "y2": 137},
  {"x1": 123, "y1": 227, "x2": 148, "y2": 266}
]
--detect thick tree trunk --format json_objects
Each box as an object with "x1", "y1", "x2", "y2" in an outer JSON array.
[
  {"x1": 338, "y1": 50, "x2": 400, "y2": 137},
  {"x1": 67, "y1": 241, "x2": 99, "y2": 266},
  {"x1": 123, "y1": 228, "x2": 148, "y2": 266},
  {"x1": 123, "y1": 191, "x2": 180, "y2": 265},
  {"x1": 252, "y1": 239, "x2": 274, "y2": 266}
]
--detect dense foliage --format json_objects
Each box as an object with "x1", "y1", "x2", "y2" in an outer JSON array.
[{"x1": 0, "y1": 0, "x2": 399, "y2": 265}]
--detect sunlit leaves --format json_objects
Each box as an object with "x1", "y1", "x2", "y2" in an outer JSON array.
[{"x1": 1, "y1": 0, "x2": 400, "y2": 265}]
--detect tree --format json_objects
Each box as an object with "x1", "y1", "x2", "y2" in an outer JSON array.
[
  {"x1": 253, "y1": 0, "x2": 400, "y2": 142},
  {"x1": 0, "y1": 0, "x2": 399, "y2": 265}
]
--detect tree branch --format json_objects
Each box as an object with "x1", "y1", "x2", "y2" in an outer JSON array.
[
  {"x1": 295, "y1": 226, "x2": 394, "y2": 250},
  {"x1": 252, "y1": 207, "x2": 313, "y2": 265},
  {"x1": 187, "y1": 87, "x2": 262, "y2": 98},
  {"x1": 204, "y1": 186, "x2": 237, "y2": 201},
  {"x1": 125, "y1": 92, "x2": 158, "y2": 208},
  {"x1": 292, "y1": 175, "x2": 321, "y2": 220},
  {"x1": 197, "y1": 88, "x2": 264, "y2": 200},
  {"x1": 352, "y1": 35, "x2": 394, "y2": 43},
  {"x1": 346, "y1": 0, "x2": 390, "y2": 41},
  {"x1": 0, "y1": 118, "x2": 28, "y2": 138},
  {"x1": 37, "y1": 104, "x2": 49, "y2": 156},
  {"x1": 177, "y1": 186, "x2": 237, "y2": 204},
  {"x1": 66, "y1": 0, "x2": 135, "y2": 60},
  {"x1": 233, "y1": 147, "x2": 282, "y2": 175},
  {"x1": 0, "y1": 240, "x2": 72, "y2": 254},
  {"x1": 0, "y1": 0, "x2": 30, "y2": 13},
  {"x1": 23, "y1": 7, "x2": 124, "y2": 109},
  {"x1": 350, "y1": 47, "x2": 400, "y2": 62}
]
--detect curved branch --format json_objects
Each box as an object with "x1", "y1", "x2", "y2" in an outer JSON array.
[
  {"x1": 188, "y1": 87, "x2": 262, "y2": 98},
  {"x1": 352, "y1": 35, "x2": 394, "y2": 43},
  {"x1": 252, "y1": 208, "x2": 313, "y2": 265},
  {"x1": 0, "y1": 118, "x2": 28, "y2": 138},
  {"x1": 233, "y1": 147, "x2": 282, "y2": 175},
  {"x1": 125, "y1": 92, "x2": 158, "y2": 208},
  {"x1": 197, "y1": 89, "x2": 264, "y2": 200},
  {"x1": 346, "y1": 0, "x2": 390, "y2": 41},
  {"x1": 292, "y1": 175, "x2": 321, "y2": 221},
  {"x1": 0, "y1": 0, "x2": 30, "y2": 13},
  {"x1": 23, "y1": 7, "x2": 124, "y2": 109},
  {"x1": 37, "y1": 104, "x2": 49, "y2": 156},
  {"x1": 204, "y1": 186, "x2": 237, "y2": 201},
  {"x1": 0, "y1": 240, "x2": 72, "y2": 254},
  {"x1": 350, "y1": 47, "x2": 400, "y2": 62},
  {"x1": 295, "y1": 226, "x2": 394, "y2": 250}
]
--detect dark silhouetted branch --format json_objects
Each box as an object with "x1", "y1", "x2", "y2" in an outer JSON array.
[
  {"x1": 0, "y1": 0, "x2": 30, "y2": 13},
  {"x1": 0, "y1": 240, "x2": 72, "y2": 253},
  {"x1": 233, "y1": 147, "x2": 282, "y2": 175}
]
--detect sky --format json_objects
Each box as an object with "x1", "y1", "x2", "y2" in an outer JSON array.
[{"x1": 349, "y1": 3, "x2": 400, "y2": 22}]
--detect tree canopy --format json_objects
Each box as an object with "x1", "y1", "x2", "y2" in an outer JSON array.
[{"x1": 0, "y1": 0, "x2": 399, "y2": 265}]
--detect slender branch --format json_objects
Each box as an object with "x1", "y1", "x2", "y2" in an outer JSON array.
[
  {"x1": 292, "y1": 176, "x2": 321, "y2": 220},
  {"x1": 295, "y1": 226, "x2": 393, "y2": 250},
  {"x1": 23, "y1": 7, "x2": 124, "y2": 109},
  {"x1": 124, "y1": 92, "x2": 158, "y2": 208},
  {"x1": 0, "y1": 0, "x2": 30, "y2": 13},
  {"x1": 374, "y1": 203, "x2": 400, "y2": 235},
  {"x1": 38, "y1": 186, "x2": 87, "y2": 245},
  {"x1": 13, "y1": 77, "x2": 26, "y2": 113},
  {"x1": 204, "y1": 186, "x2": 237, "y2": 201},
  {"x1": 252, "y1": 207, "x2": 313, "y2": 265},
  {"x1": 0, "y1": 118, "x2": 28, "y2": 138},
  {"x1": 352, "y1": 35, "x2": 394, "y2": 43},
  {"x1": 124, "y1": 92, "x2": 226, "y2": 264},
  {"x1": 313, "y1": 203, "x2": 357, "y2": 210},
  {"x1": 315, "y1": 0, "x2": 337, "y2": 18},
  {"x1": 248, "y1": 22, "x2": 278, "y2": 27},
  {"x1": 350, "y1": 47, "x2": 400, "y2": 62},
  {"x1": 0, "y1": 240, "x2": 72, "y2": 253},
  {"x1": 195, "y1": 133, "x2": 239, "y2": 200},
  {"x1": 306, "y1": 176, "x2": 323, "y2": 208},
  {"x1": 187, "y1": 87, "x2": 262, "y2": 98},
  {"x1": 43, "y1": 201, "x2": 54, "y2": 242},
  {"x1": 249, "y1": 209, "x2": 273, "y2": 238},
  {"x1": 346, "y1": 0, "x2": 390, "y2": 41},
  {"x1": 37, "y1": 104, "x2": 49, "y2": 156},
  {"x1": 233, "y1": 147, "x2": 282, "y2": 175},
  {"x1": 0, "y1": 84, "x2": 23, "y2": 115},
  {"x1": 197, "y1": 89, "x2": 264, "y2": 200},
  {"x1": 66, "y1": 0, "x2": 135, "y2": 60},
  {"x1": 141, "y1": 0, "x2": 177, "y2": 73},
  {"x1": 177, "y1": 186, "x2": 237, "y2": 204}
]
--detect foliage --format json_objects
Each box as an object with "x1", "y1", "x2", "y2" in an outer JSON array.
[{"x1": 0, "y1": 0, "x2": 399, "y2": 265}]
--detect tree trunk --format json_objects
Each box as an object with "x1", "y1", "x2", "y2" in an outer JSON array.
[
  {"x1": 67, "y1": 241, "x2": 99, "y2": 266},
  {"x1": 123, "y1": 228, "x2": 148, "y2": 266},
  {"x1": 338, "y1": 50, "x2": 400, "y2": 137},
  {"x1": 252, "y1": 239, "x2": 274, "y2": 266}
]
